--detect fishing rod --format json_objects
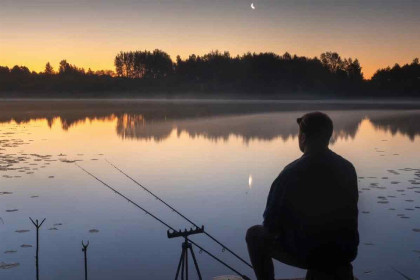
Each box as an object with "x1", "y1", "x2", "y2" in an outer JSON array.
[
  {"x1": 105, "y1": 159, "x2": 253, "y2": 269},
  {"x1": 75, "y1": 163, "x2": 251, "y2": 280}
]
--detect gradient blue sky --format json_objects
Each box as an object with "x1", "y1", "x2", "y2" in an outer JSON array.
[{"x1": 0, "y1": 0, "x2": 419, "y2": 78}]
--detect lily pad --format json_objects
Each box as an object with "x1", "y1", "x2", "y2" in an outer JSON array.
[
  {"x1": 15, "y1": 230, "x2": 30, "y2": 233},
  {"x1": 4, "y1": 250, "x2": 17, "y2": 254},
  {"x1": 0, "y1": 262, "x2": 20, "y2": 269}
]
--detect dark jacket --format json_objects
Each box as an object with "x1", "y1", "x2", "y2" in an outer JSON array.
[{"x1": 263, "y1": 149, "x2": 359, "y2": 266}]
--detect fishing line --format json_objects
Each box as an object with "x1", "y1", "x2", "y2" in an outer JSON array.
[
  {"x1": 105, "y1": 159, "x2": 253, "y2": 269},
  {"x1": 75, "y1": 163, "x2": 251, "y2": 280}
]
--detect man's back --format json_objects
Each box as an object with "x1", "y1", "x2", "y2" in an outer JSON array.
[{"x1": 263, "y1": 149, "x2": 359, "y2": 267}]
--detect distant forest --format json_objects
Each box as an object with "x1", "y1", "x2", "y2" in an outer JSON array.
[{"x1": 0, "y1": 49, "x2": 419, "y2": 98}]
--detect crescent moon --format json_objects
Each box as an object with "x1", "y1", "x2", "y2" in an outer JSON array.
[{"x1": 251, "y1": 3, "x2": 255, "y2": 9}]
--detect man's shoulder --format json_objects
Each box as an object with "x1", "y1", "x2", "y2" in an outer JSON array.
[
  {"x1": 282, "y1": 158, "x2": 302, "y2": 173},
  {"x1": 282, "y1": 150, "x2": 356, "y2": 174},
  {"x1": 280, "y1": 154, "x2": 314, "y2": 176},
  {"x1": 329, "y1": 150, "x2": 356, "y2": 172}
]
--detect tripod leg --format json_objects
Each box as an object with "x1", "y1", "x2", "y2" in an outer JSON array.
[
  {"x1": 189, "y1": 246, "x2": 203, "y2": 280},
  {"x1": 175, "y1": 246, "x2": 185, "y2": 280},
  {"x1": 185, "y1": 245, "x2": 189, "y2": 280},
  {"x1": 181, "y1": 246, "x2": 185, "y2": 280}
]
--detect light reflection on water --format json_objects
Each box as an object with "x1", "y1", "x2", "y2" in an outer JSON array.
[{"x1": 0, "y1": 101, "x2": 419, "y2": 280}]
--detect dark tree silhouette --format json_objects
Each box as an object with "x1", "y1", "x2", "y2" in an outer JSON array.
[
  {"x1": 115, "y1": 49, "x2": 173, "y2": 78},
  {"x1": 59, "y1": 60, "x2": 85, "y2": 75},
  {"x1": 320, "y1": 52, "x2": 343, "y2": 73},
  {"x1": 44, "y1": 62, "x2": 54, "y2": 75},
  {"x1": 10, "y1": 65, "x2": 31, "y2": 76},
  {"x1": 370, "y1": 58, "x2": 420, "y2": 96},
  {"x1": 0, "y1": 49, "x2": 418, "y2": 98},
  {"x1": 344, "y1": 58, "x2": 363, "y2": 81}
]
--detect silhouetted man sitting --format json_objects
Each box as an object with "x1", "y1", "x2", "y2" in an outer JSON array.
[{"x1": 246, "y1": 112, "x2": 359, "y2": 280}]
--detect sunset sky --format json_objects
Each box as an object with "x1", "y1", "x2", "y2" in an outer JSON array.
[{"x1": 0, "y1": 0, "x2": 419, "y2": 78}]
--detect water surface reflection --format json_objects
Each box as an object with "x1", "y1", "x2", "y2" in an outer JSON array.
[
  {"x1": 0, "y1": 100, "x2": 419, "y2": 280},
  {"x1": 1, "y1": 100, "x2": 419, "y2": 142}
]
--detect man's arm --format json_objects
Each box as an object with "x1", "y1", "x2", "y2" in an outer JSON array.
[{"x1": 263, "y1": 175, "x2": 289, "y2": 231}]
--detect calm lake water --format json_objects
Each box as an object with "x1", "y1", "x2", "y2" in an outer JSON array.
[{"x1": 0, "y1": 100, "x2": 419, "y2": 280}]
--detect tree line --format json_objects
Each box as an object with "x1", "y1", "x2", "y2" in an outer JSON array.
[{"x1": 0, "y1": 49, "x2": 418, "y2": 98}]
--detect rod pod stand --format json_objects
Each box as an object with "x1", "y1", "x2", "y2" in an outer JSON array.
[
  {"x1": 29, "y1": 217, "x2": 46, "y2": 280},
  {"x1": 82, "y1": 241, "x2": 89, "y2": 280},
  {"x1": 168, "y1": 226, "x2": 205, "y2": 280}
]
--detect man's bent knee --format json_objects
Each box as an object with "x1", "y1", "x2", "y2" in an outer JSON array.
[{"x1": 246, "y1": 225, "x2": 265, "y2": 244}]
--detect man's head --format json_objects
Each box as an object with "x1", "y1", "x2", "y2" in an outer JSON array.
[{"x1": 297, "y1": 112, "x2": 333, "y2": 153}]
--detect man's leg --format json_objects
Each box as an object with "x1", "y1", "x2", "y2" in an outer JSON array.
[
  {"x1": 246, "y1": 225, "x2": 276, "y2": 280},
  {"x1": 246, "y1": 225, "x2": 309, "y2": 280}
]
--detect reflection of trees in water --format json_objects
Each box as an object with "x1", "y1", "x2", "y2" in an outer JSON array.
[
  {"x1": 2, "y1": 114, "x2": 116, "y2": 131},
  {"x1": 329, "y1": 114, "x2": 363, "y2": 143},
  {"x1": 176, "y1": 114, "x2": 298, "y2": 143},
  {"x1": 369, "y1": 113, "x2": 420, "y2": 141},
  {"x1": 0, "y1": 101, "x2": 418, "y2": 142},
  {"x1": 115, "y1": 111, "x2": 420, "y2": 143},
  {"x1": 116, "y1": 114, "x2": 175, "y2": 141}
]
